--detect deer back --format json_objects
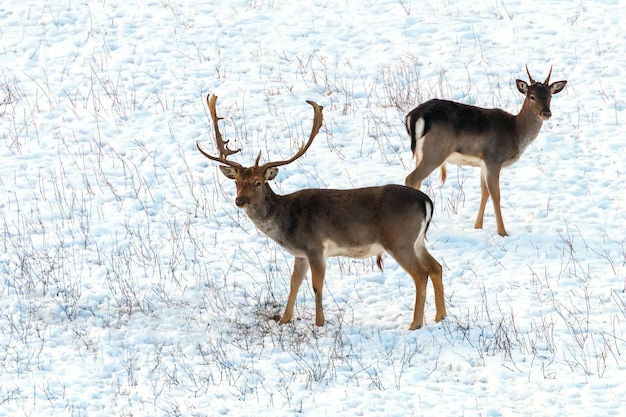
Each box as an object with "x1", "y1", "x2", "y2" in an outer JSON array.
[{"x1": 243, "y1": 184, "x2": 433, "y2": 258}]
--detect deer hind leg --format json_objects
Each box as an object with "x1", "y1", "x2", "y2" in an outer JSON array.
[
  {"x1": 405, "y1": 135, "x2": 449, "y2": 190},
  {"x1": 279, "y1": 257, "x2": 310, "y2": 324},
  {"x1": 388, "y1": 246, "x2": 444, "y2": 330},
  {"x1": 417, "y1": 247, "x2": 446, "y2": 323}
]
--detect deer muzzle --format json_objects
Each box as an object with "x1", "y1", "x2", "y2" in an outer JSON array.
[
  {"x1": 235, "y1": 196, "x2": 249, "y2": 207},
  {"x1": 540, "y1": 109, "x2": 552, "y2": 120}
]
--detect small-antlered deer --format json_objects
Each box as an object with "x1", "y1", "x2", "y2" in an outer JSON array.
[
  {"x1": 405, "y1": 66, "x2": 567, "y2": 236},
  {"x1": 197, "y1": 94, "x2": 446, "y2": 330}
]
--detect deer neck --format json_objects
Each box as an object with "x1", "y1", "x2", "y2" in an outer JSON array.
[
  {"x1": 515, "y1": 101, "x2": 544, "y2": 151},
  {"x1": 243, "y1": 185, "x2": 286, "y2": 239}
]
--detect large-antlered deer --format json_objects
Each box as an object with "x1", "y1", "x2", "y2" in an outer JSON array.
[
  {"x1": 197, "y1": 94, "x2": 446, "y2": 330},
  {"x1": 405, "y1": 67, "x2": 567, "y2": 236}
]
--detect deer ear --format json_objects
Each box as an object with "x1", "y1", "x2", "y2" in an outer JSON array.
[
  {"x1": 219, "y1": 165, "x2": 238, "y2": 179},
  {"x1": 265, "y1": 167, "x2": 279, "y2": 181},
  {"x1": 515, "y1": 79, "x2": 529, "y2": 94},
  {"x1": 550, "y1": 80, "x2": 567, "y2": 94}
]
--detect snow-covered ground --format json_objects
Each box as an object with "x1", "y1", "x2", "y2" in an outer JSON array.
[{"x1": 1, "y1": 1, "x2": 624, "y2": 415}]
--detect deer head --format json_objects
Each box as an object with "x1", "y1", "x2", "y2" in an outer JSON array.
[
  {"x1": 515, "y1": 66, "x2": 568, "y2": 120},
  {"x1": 196, "y1": 95, "x2": 324, "y2": 208}
]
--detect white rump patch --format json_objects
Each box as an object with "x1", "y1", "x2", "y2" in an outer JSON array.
[
  {"x1": 414, "y1": 117, "x2": 426, "y2": 165},
  {"x1": 414, "y1": 201, "x2": 431, "y2": 255}
]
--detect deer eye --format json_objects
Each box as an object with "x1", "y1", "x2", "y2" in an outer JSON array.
[
  {"x1": 529, "y1": 94, "x2": 537, "y2": 101},
  {"x1": 255, "y1": 181, "x2": 263, "y2": 187}
]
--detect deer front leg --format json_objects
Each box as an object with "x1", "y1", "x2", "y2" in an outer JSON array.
[
  {"x1": 484, "y1": 165, "x2": 507, "y2": 237},
  {"x1": 308, "y1": 255, "x2": 327, "y2": 327},
  {"x1": 474, "y1": 167, "x2": 490, "y2": 231},
  {"x1": 278, "y1": 257, "x2": 309, "y2": 324}
]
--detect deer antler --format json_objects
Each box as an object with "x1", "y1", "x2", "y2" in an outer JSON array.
[
  {"x1": 197, "y1": 98, "x2": 323, "y2": 171},
  {"x1": 525, "y1": 65, "x2": 536, "y2": 84},
  {"x1": 544, "y1": 65, "x2": 553, "y2": 85},
  {"x1": 207, "y1": 94, "x2": 241, "y2": 159},
  {"x1": 196, "y1": 94, "x2": 243, "y2": 169},
  {"x1": 260, "y1": 100, "x2": 324, "y2": 170}
]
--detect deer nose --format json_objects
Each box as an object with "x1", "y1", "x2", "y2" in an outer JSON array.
[
  {"x1": 235, "y1": 197, "x2": 249, "y2": 207},
  {"x1": 540, "y1": 109, "x2": 552, "y2": 120}
]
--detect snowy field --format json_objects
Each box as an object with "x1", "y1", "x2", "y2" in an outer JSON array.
[{"x1": 1, "y1": 0, "x2": 625, "y2": 416}]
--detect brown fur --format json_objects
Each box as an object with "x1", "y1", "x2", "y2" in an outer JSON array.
[
  {"x1": 404, "y1": 67, "x2": 567, "y2": 236},
  {"x1": 198, "y1": 96, "x2": 446, "y2": 329}
]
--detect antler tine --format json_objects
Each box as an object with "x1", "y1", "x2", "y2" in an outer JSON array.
[
  {"x1": 206, "y1": 94, "x2": 241, "y2": 159},
  {"x1": 525, "y1": 65, "x2": 536, "y2": 84},
  {"x1": 261, "y1": 100, "x2": 324, "y2": 170},
  {"x1": 196, "y1": 94, "x2": 243, "y2": 169},
  {"x1": 196, "y1": 141, "x2": 243, "y2": 169},
  {"x1": 544, "y1": 65, "x2": 553, "y2": 85}
]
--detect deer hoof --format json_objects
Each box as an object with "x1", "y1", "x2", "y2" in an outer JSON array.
[
  {"x1": 408, "y1": 322, "x2": 423, "y2": 331},
  {"x1": 278, "y1": 314, "x2": 292, "y2": 325}
]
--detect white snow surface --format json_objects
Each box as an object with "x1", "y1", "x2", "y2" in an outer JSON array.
[{"x1": 1, "y1": 1, "x2": 625, "y2": 416}]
